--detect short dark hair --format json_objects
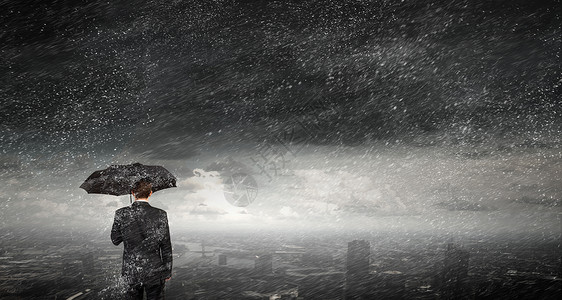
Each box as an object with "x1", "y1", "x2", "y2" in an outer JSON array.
[{"x1": 132, "y1": 180, "x2": 152, "y2": 199}]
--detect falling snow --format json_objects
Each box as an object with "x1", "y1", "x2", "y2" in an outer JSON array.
[{"x1": 0, "y1": 0, "x2": 560, "y2": 299}]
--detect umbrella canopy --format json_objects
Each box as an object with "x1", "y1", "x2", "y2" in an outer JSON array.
[{"x1": 80, "y1": 163, "x2": 176, "y2": 196}]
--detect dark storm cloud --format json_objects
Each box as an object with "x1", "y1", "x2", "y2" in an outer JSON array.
[
  {"x1": 1, "y1": 0, "x2": 147, "y2": 154},
  {"x1": 142, "y1": 0, "x2": 559, "y2": 140},
  {"x1": 1, "y1": 0, "x2": 560, "y2": 158}
]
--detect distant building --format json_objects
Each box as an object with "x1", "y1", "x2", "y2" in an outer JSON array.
[
  {"x1": 347, "y1": 240, "x2": 370, "y2": 276},
  {"x1": 218, "y1": 254, "x2": 227, "y2": 266},
  {"x1": 255, "y1": 254, "x2": 273, "y2": 275},
  {"x1": 441, "y1": 243, "x2": 470, "y2": 299},
  {"x1": 81, "y1": 253, "x2": 95, "y2": 276},
  {"x1": 345, "y1": 240, "x2": 370, "y2": 300}
]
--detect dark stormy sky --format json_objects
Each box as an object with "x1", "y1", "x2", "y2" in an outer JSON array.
[{"x1": 0, "y1": 0, "x2": 560, "y2": 236}]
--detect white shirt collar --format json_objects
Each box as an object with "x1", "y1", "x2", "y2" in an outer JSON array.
[{"x1": 134, "y1": 200, "x2": 149, "y2": 203}]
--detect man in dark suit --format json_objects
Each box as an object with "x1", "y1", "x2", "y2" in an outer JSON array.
[{"x1": 111, "y1": 180, "x2": 173, "y2": 300}]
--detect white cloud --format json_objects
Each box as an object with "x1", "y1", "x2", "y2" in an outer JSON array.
[
  {"x1": 279, "y1": 206, "x2": 299, "y2": 218},
  {"x1": 179, "y1": 168, "x2": 222, "y2": 192}
]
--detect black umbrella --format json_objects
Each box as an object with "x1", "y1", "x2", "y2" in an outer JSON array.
[{"x1": 80, "y1": 163, "x2": 177, "y2": 197}]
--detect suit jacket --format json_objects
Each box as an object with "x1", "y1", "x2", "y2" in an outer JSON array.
[{"x1": 111, "y1": 201, "x2": 172, "y2": 285}]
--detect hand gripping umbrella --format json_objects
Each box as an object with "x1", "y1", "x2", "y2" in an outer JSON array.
[{"x1": 80, "y1": 163, "x2": 177, "y2": 202}]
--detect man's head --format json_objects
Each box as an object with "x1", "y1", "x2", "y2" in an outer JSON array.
[{"x1": 132, "y1": 180, "x2": 153, "y2": 200}]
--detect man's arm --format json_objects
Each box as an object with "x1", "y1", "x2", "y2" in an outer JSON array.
[
  {"x1": 111, "y1": 210, "x2": 123, "y2": 246},
  {"x1": 160, "y1": 212, "x2": 173, "y2": 279}
]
